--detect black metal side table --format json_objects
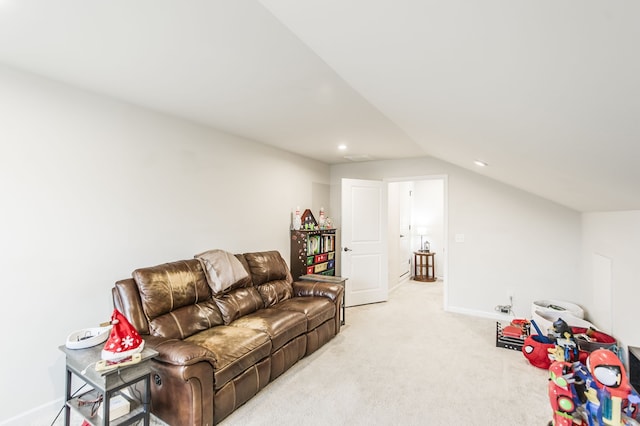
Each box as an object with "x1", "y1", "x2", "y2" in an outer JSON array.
[{"x1": 59, "y1": 344, "x2": 157, "y2": 425}]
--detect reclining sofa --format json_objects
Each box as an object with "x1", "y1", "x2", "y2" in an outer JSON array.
[{"x1": 112, "y1": 250, "x2": 343, "y2": 425}]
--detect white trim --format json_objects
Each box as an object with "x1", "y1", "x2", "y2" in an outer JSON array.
[
  {"x1": 446, "y1": 305, "x2": 514, "y2": 322},
  {"x1": 0, "y1": 397, "x2": 64, "y2": 426},
  {"x1": 390, "y1": 272, "x2": 410, "y2": 293}
]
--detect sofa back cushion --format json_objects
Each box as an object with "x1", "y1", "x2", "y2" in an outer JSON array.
[
  {"x1": 255, "y1": 279, "x2": 293, "y2": 308},
  {"x1": 132, "y1": 259, "x2": 224, "y2": 339},
  {"x1": 243, "y1": 251, "x2": 290, "y2": 286},
  {"x1": 214, "y1": 287, "x2": 264, "y2": 325},
  {"x1": 243, "y1": 251, "x2": 293, "y2": 307}
]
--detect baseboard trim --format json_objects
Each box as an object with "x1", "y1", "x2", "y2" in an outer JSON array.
[
  {"x1": 445, "y1": 305, "x2": 513, "y2": 322},
  {"x1": 390, "y1": 273, "x2": 410, "y2": 293},
  {"x1": 0, "y1": 397, "x2": 64, "y2": 426}
]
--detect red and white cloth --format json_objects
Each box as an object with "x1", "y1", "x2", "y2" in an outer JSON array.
[{"x1": 101, "y1": 309, "x2": 144, "y2": 361}]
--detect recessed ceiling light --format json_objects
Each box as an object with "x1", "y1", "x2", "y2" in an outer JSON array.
[
  {"x1": 474, "y1": 160, "x2": 488, "y2": 167},
  {"x1": 338, "y1": 144, "x2": 347, "y2": 151}
]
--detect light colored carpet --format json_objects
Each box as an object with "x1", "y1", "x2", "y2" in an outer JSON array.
[
  {"x1": 61, "y1": 280, "x2": 551, "y2": 425},
  {"x1": 222, "y1": 280, "x2": 551, "y2": 425}
]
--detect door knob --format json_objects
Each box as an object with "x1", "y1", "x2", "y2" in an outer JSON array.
[{"x1": 343, "y1": 247, "x2": 353, "y2": 252}]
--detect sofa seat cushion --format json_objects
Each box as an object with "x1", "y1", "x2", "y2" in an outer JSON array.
[
  {"x1": 272, "y1": 297, "x2": 336, "y2": 331},
  {"x1": 185, "y1": 326, "x2": 271, "y2": 390},
  {"x1": 230, "y1": 308, "x2": 307, "y2": 352}
]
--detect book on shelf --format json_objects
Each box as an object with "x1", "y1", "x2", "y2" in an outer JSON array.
[{"x1": 307, "y1": 235, "x2": 321, "y2": 255}]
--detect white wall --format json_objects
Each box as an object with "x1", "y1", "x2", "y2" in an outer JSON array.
[
  {"x1": 330, "y1": 158, "x2": 582, "y2": 319},
  {"x1": 0, "y1": 64, "x2": 330, "y2": 424},
  {"x1": 581, "y1": 211, "x2": 640, "y2": 350}
]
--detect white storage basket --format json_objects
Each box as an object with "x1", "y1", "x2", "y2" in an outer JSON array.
[
  {"x1": 531, "y1": 310, "x2": 595, "y2": 336},
  {"x1": 530, "y1": 299, "x2": 588, "y2": 335},
  {"x1": 531, "y1": 299, "x2": 584, "y2": 319}
]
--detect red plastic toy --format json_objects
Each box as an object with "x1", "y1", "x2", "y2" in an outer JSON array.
[{"x1": 547, "y1": 349, "x2": 640, "y2": 426}]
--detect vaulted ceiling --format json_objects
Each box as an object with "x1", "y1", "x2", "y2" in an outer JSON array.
[{"x1": 1, "y1": 1, "x2": 638, "y2": 212}]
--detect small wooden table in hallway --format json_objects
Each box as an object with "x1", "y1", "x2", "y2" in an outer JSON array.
[{"x1": 414, "y1": 251, "x2": 436, "y2": 282}]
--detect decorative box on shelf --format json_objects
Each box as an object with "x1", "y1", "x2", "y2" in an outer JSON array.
[{"x1": 300, "y1": 209, "x2": 318, "y2": 230}]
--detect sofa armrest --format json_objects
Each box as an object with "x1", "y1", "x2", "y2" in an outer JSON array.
[
  {"x1": 144, "y1": 336, "x2": 217, "y2": 426},
  {"x1": 144, "y1": 335, "x2": 217, "y2": 369},
  {"x1": 292, "y1": 281, "x2": 344, "y2": 302}
]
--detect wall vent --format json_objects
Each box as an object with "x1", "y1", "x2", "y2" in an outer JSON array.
[{"x1": 343, "y1": 154, "x2": 374, "y2": 162}]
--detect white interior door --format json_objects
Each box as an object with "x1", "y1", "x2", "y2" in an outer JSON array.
[{"x1": 341, "y1": 178, "x2": 388, "y2": 307}]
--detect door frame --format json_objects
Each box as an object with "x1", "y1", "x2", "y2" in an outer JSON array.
[{"x1": 384, "y1": 175, "x2": 449, "y2": 310}]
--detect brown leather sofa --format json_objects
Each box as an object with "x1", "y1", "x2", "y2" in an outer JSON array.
[{"x1": 112, "y1": 250, "x2": 343, "y2": 426}]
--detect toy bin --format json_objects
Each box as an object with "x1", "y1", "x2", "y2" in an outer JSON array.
[
  {"x1": 531, "y1": 299, "x2": 584, "y2": 319},
  {"x1": 572, "y1": 327, "x2": 617, "y2": 353}
]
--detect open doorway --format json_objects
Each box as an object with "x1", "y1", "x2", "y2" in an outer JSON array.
[{"x1": 387, "y1": 176, "x2": 446, "y2": 293}]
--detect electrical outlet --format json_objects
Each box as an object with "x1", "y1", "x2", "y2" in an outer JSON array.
[{"x1": 495, "y1": 304, "x2": 512, "y2": 315}]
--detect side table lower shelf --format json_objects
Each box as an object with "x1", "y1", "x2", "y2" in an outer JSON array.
[{"x1": 67, "y1": 388, "x2": 145, "y2": 426}]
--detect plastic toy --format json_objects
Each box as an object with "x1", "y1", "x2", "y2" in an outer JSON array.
[
  {"x1": 547, "y1": 349, "x2": 640, "y2": 426},
  {"x1": 549, "y1": 318, "x2": 580, "y2": 363},
  {"x1": 584, "y1": 349, "x2": 638, "y2": 425},
  {"x1": 523, "y1": 334, "x2": 556, "y2": 369},
  {"x1": 548, "y1": 361, "x2": 583, "y2": 425},
  {"x1": 523, "y1": 319, "x2": 558, "y2": 369},
  {"x1": 503, "y1": 318, "x2": 529, "y2": 338}
]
